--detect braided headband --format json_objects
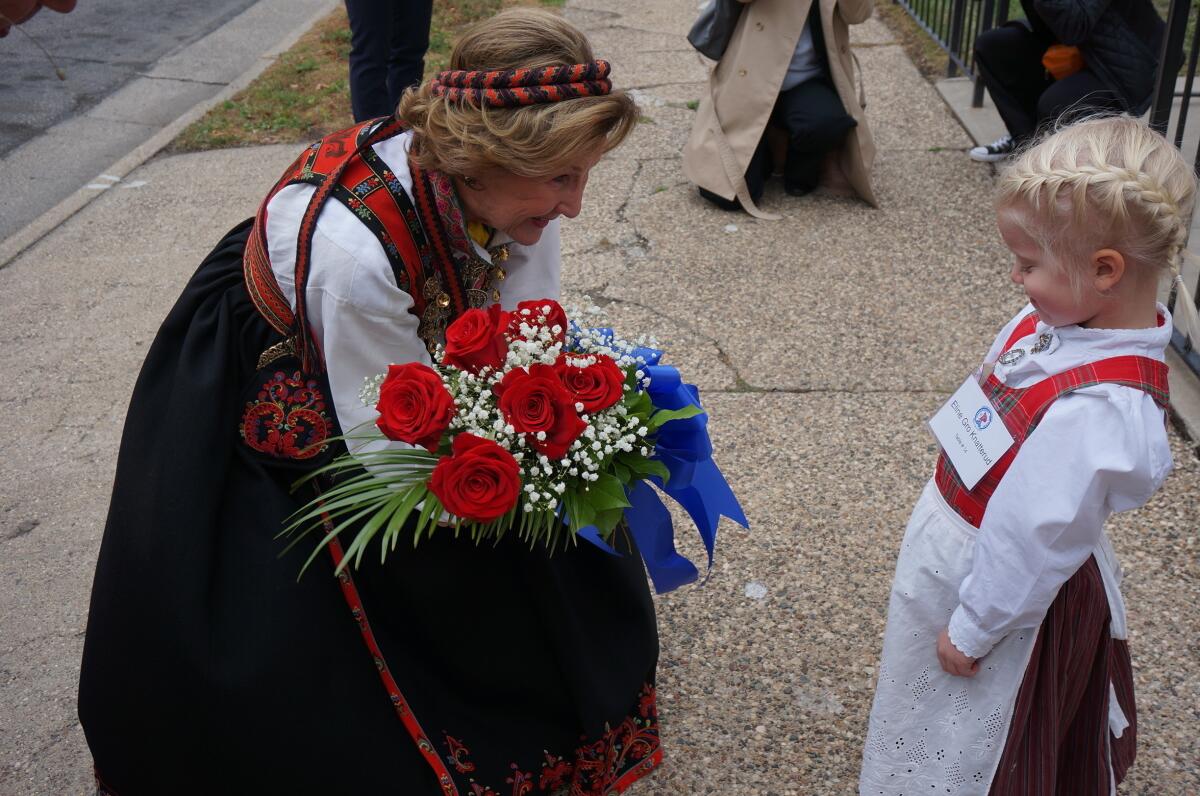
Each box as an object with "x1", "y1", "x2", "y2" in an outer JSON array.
[{"x1": 430, "y1": 60, "x2": 612, "y2": 108}]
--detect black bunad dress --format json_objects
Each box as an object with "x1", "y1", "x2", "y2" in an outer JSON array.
[{"x1": 79, "y1": 118, "x2": 662, "y2": 796}]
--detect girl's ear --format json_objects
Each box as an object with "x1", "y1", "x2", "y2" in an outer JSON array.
[{"x1": 1090, "y1": 248, "x2": 1126, "y2": 293}]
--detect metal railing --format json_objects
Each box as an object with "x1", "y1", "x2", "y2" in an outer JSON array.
[
  {"x1": 1150, "y1": 0, "x2": 1200, "y2": 375},
  {"x1": 891, "y1": 0, "x2": 1009, "y2": 107}
]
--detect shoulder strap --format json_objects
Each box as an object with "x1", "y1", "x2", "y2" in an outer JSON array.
[
  {"x1": 1014, "y1": 355, "x2": 1170, "y2": 434},
  {"x1": 326, "y1": 143, "x2": 429, "y2": 314},
  {"x1": 291, "y1": 117, "x2": 409, "y2": 373},
  {"x1": 1001, "y1": 311, "x2": 1040, "y2": 353},
  {"x1": 242, "y1": 117, "x2": 411, "y2": 369}
]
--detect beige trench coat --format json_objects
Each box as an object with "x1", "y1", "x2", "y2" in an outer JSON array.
[{"x1": 683, "y1": 0, "x2": 878, "y2": 214}]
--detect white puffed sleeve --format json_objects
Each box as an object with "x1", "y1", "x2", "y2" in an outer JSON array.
[
  {"x1": 266, "y1": 193, "x2": 431, "y2": 455},
  {"x1": 947, "y1": 386, "x2": 1171, "y2": 659}
]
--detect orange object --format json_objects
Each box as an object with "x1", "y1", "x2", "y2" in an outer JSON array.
[{"x1": 1042, "y1": 44, "x2": 1085, "y2": 81}]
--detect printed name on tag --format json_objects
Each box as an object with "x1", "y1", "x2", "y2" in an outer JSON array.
[{"x1": 928, "y1": 375, "x2": 1015, "y2": 490}]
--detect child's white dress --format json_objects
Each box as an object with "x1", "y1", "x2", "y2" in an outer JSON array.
[{"x1": 859, "y1": 304, "x2": 1173, "y2": 795}]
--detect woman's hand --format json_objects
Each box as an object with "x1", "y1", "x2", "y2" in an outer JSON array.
[{"x1": 937, "y1": 628, "x2": 979, "y2": 677}]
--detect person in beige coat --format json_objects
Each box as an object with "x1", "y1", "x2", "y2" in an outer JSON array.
[{"x1": 683, "y1": 0, "x2": 878, "y2": 217}]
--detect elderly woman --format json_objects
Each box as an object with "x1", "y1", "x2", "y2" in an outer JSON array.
[
  {"x1": 684, "y1": 0, "x2": 877, "y2": 216},
  {"x1": 78, "y1": 9, "x2": 660, "y2": 795}
]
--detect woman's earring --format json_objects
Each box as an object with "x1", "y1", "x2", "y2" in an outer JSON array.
[{"x1": 464, "y1": 176, "x2": 483, "y2": 190}]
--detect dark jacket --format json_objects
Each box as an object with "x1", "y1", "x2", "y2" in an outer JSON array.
[{"x1": 1034, "y1": 0, "x2": 1166, "y2": 115}]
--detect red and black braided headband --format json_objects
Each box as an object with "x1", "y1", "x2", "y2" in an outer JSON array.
[{"x1": 430, "y1": 60, "x2": 612, "y2": 107}]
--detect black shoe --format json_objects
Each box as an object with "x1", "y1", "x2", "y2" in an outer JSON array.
[
  {"x1": 968, "y1": 134, "x2": 1016, "y2": 162},
  {"x1": 698, "y1": 187, "x2": 742, "y2": 211}
]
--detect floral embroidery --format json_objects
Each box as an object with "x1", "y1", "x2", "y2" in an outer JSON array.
[
  {"x1": 445, "y1": 733, "x2": 477, "y2": 774},
  {"x1": 441, "y1": 684, "x2": 660, "y2": 796},
  {"x1": 240, "y1": 370, "x2": 332, "y2": 460},
  {"x1": 506, "y1": 764, "x2": 535, "y2": 796}
]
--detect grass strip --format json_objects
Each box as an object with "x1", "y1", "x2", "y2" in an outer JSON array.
[{"x1": 172, "y1": 0, "x2": 561, "y2": 152}]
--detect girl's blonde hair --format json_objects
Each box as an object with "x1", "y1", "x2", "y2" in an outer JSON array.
[
  {"x1": 996, "y1": 115, "x2": 1196, "y2": 290},
  {"x1": 396, "y1": 8, "x2": 638, "y2": 179}
]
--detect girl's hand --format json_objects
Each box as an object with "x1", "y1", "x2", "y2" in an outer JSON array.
[{"x1": 937, "y1": 629, "x2": 979, "y2": 677}]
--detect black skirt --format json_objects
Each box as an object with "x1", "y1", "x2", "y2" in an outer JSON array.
[{"x1": 79, "y1": 221, "x2": 661, "y2": 795}]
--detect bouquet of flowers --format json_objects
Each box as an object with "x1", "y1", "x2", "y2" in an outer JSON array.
[{"x1": 285, "y1": 298, "x2": 746, "y2": 593}]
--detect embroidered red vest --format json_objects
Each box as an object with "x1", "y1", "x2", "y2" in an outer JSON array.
[
  {"x1": 242, "y1": 117, "x2": 482, "y2": 370},
  {"x1": 935, "y1": 312, "x2": 1170, "y2": 528}
]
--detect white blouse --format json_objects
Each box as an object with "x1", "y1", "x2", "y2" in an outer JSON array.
[
  {"x1": 947, "y1": 303, "x2": 1174, "y2": 659},
  {"x1": 261, "y1": 129, "x2": 562, "y2": 445}
]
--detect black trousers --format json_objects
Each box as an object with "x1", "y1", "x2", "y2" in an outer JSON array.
[
  {"x1": 974, "y1": 23, "x2": 1124, "y2": 143},
  {"x1": 344, "y1": 0, "x2": 434, "y2": 122},
  {"x1": 701, "y1": 76, "x2": 855, "y2": 210}
]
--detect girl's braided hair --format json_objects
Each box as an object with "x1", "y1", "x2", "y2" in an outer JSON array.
[{"x1": 996, "y1": 115, "x2": 1195, "y2": 287}]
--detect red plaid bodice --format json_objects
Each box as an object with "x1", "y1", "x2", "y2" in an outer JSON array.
[{"x1": 934, "y1": 312, "x2": 1170, "y2": 528}]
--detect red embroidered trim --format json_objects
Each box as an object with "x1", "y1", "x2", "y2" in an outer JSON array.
[
  {"x1": 239, "y1": 370, "x2": 332, "y2": 460},
  {"x1": 318, "y1": 498, "x2": 460, "y2": 795},
  {"x1": 441, "y1": 683, "x2": 662, "y2": 796}
]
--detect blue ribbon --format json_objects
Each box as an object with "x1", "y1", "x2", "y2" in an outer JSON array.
[{"x1": 572, "y1": 342, "x2": 748, "y2": 593}]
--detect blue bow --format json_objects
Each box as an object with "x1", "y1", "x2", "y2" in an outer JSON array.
[{"x1": 575, "y1": 343, "x2": 749, "y2": 593}]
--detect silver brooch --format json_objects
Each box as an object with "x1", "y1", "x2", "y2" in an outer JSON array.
[
  {"x1": 1030, "y1": 333, "x2": 1053, "y2": 354},
  {"x1": 997, "y1": 349, "x2": 1026, "y2": 366}
]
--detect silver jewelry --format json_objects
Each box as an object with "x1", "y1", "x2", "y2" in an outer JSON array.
[
  {"x1": 1030, "y1": 333, "x2": 1053, "y2": 354},
  {"x1": 997, "y1": 349, "x2": 1026, "y2": 366}
]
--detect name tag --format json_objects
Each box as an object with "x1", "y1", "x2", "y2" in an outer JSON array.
[{"x1": 929, "y1": 376, "x2": 1015, "y2": 490}]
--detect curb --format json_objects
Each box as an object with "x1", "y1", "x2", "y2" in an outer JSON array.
[{"x1": 0, "y1": 0, "x2": 339, "y2": 271}]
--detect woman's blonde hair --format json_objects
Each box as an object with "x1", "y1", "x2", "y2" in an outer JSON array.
[
  {"x1": 996, "y1": 115, "x2": 1196, "y2": 291},
  {"x1": 397, "y1": 7, "x2": 638, "y2": 179}
]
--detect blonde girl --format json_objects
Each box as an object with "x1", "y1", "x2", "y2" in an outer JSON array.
[{"x1": 860, "y1": 116, "x2": 1197, "y2": 795}]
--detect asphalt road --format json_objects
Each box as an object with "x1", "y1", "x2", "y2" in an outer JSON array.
[{"x1": 0, "y1": 0, "x2": 258, "y2": 157}]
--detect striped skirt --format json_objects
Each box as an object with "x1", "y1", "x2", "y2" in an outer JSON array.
[{"x1": 990, "y1": 556, "x2": 1137, "y2": 794}]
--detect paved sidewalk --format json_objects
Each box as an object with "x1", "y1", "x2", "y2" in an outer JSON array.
[{"x1": 1, "y1": 0, "x2": 1198, "y2": 793}]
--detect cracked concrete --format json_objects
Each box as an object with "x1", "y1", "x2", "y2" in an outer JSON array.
[{"x1": 1, "y1": 0, "x2": 1198, "y2": 794}]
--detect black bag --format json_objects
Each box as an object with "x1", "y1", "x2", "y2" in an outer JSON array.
[{"x1": 687, "y1": 0, "x2": 745, "y2": 60}]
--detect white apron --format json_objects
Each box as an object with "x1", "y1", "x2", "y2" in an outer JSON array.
[{"x1": 858, "y1": 480, "x2": 1129, "y2": 795}]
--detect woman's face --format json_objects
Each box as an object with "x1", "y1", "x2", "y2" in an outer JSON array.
[{"x1": 455, "y1": 145, "x2": 606, "y2": 246}]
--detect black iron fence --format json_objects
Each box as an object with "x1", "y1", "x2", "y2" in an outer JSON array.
[
  {"x1": 890, "y1": 0, "x2": 1010, "y2": 106},
  {"x1": 1149, "y1": 0, "x2": 1200, "y2": 374},
  {"x1": 895, "y1": 0, "x2": 1200, "y2": 373}
]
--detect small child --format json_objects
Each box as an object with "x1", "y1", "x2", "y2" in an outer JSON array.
[{"x1": 859, "y1": 116, "x2": 1199, "y2": 795}]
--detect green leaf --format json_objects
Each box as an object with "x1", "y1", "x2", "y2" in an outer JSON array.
[
  {"x1": 588, "y1": 472, "x2": 631, "y2": 511},
  {"x1": 617, "y1": 455, "x2": 670, "y2": 483},
  {"x1": 648, "y1": 404, "x2": 704, "y2": 430},
  {"x1": 591, "y1": 507, "x2": 624, "y2": 536},
  {"x1": 563, "y1": 490, "x2": 595, "y2": 533},
  {"x1": 382, "y1": 485, "x2": 428, "y2": 557},
  {"x1": 414, "y1": 494, "x2": 444, "y2": 545}
]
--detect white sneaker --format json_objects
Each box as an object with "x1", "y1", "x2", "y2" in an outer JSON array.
[{"x1": 969, "y1": 135, "x2": 1016, "y2": 162}]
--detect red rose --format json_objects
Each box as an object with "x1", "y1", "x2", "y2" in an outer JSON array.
[
  {"x1": 511, "y1": 299, "x2": 569, "y2": 342},
  {"x1": 493, "y1": 363, "x2": 587, "y2": 459},
  {"x1": 554, "y1": 353, "x2": 626, "y2": 414},
  {"x1": 443, "y1": 304, "x2": 511, "y2": 374},
  {"x1": 374, "y1": 362, "x2": 456, "y2": 451},
  {"x1": 428, "y1": 433, "x2": 521, "y2": 522}
]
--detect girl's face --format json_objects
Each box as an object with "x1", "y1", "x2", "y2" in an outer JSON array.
[
  {"x1": 997, "y1": 210, "x2": 1102, "y2": 328},
  {"x1": 455, "y1": 145, "x2": 606, "y2": 247}
]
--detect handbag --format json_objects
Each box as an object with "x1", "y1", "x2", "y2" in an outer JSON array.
[{"x1": 687, "y1": 0, "x2": 745, "y2": 61}]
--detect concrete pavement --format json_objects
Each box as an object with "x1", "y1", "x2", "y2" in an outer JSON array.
[
  {"x1": 0, "y1": 0, "x2": 338, "y2": 257},
  {"x1": 1, "y1": 0, "x2": 1198, "y2": 793}
]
